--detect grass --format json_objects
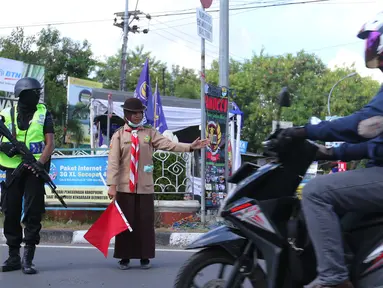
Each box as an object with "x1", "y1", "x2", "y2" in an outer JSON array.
[
  {"x1": 0, "y1": 213, "x2": 92, "y2": 230},
  {"x1": 0, "y1": 213, "x2": 209, "y2": 233}
]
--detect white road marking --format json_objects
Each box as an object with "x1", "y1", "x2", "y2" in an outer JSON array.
[{"x1": 0, "y1": 243, "x2": 199, "y2": 253}]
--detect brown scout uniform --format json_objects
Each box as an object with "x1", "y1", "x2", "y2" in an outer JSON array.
[{"x1": 107, "y1": 124, "x2": 192, "y2": 260}]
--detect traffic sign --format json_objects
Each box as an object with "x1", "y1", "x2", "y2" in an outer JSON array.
[
  {"x1": 200, "y1": 0, "x2": 213, "y2": 9},
  {"x1": 196, "y1": 8, "x2": 213, "y2": 42}
]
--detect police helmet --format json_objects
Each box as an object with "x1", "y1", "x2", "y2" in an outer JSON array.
[{"x1": 14, "y1": 77, "x2": 42, "y2": 98}]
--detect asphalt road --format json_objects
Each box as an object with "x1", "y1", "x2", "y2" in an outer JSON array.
[
  {"x1": 0, "y1": 244, "x2": 265, "y2": 288},
  {"x1": 0, "y1": 244, "x2": 314, "y2": 288},
  {"x1": 0, "y1": 244, "x2": 198, "y2": 288}
]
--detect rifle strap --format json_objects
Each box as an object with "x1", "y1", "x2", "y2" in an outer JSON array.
[{"x1": 10, "y1": 106, "x2": 16, "y2": 138}]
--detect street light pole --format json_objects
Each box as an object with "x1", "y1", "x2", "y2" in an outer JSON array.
[{"x1": 327, "y1": 72, "x2": 357, "y2": 117}]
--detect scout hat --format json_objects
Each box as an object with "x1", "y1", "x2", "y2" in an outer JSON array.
[{"x1": 121, "y1": 98, "x2": 146, "y2": 112}]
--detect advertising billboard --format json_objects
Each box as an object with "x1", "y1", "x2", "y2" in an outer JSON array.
[
  {"x1": 66, "y1": 77, "x2": 103, "y2": 146},
  {"x1": 0, "y1": 57, "x2": 45, "y2": 108}
]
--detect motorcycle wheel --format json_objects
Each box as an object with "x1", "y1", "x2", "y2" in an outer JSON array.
[{"x1": 173, "y1": 247, "x2": 267, "y2": 288}]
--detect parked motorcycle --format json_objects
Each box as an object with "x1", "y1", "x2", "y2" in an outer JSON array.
[{"x1": 173, "y1": 88, "x2": 383, "y2": 288}]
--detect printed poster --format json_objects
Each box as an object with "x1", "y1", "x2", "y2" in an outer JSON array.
[
  {"x1": 66, "y1": 77, "x2": 103, "y2": 146},
  {"x1": 204, "y1": 84, "x2": 229, "y2": 208}
]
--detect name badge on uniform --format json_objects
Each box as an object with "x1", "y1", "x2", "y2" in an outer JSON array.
[
  {"x1": 37, "y1": 114, "x2": 45, "y2": 125},
  {"x1": 144, "y1": 165, "x2": 154, "y2": 173},
  {"x1": 144, "y1": 135, "x2": 151, "y2": 143},
  {"x1": 124, "y1": 141, "x2": 131, "y2": 145}
]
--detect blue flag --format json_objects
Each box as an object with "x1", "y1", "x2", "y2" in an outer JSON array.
[
  {"x1": 134, "y1": 58, "x2": 154, "y2": 125},
  {"x1": 229, "y1": 101, "x2": 244, "y2": 128},
  {"x1": 153, "y1": 80, "x2": 168, "y2": 133}
]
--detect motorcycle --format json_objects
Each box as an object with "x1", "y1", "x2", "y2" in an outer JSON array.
[{"x1": 173, "y1": 88, "x2": 383, "y2": 288}]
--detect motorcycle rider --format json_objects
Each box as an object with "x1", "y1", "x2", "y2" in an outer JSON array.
[
  {"x1": 277, "y1": 13, "x2": 383, "y2": 288},
  {"x1": 0, "y1": 77, "x2": 55, "y2": 274}
]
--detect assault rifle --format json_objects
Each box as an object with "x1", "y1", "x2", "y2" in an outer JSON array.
[{"x1": 0, "y1": 119, "x2": 67, "y2": 208}]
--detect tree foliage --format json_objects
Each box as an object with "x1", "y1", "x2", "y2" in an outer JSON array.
[
  {"x1": 0, "y1": 27, "x2": 380, "y2": 157},
  {"x1": 206, "y1": 50, "x2": 380, "y2": 152},
  {"x1": 0, "y1": 27, "x2": 97, "y2": 146}
]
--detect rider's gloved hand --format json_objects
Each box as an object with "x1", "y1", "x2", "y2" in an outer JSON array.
[
  {"x1": 0, "y1": 143, "x2": 18, "y2": 158},
  {"x1": 275, "y1": 127, "x2": 307, "y2": 148},
  {"x1": 315, "y1": 144, "x2": 336, "y2": 160},
  {"x1": 278, "y1": 127, "x2": 307, "y2": 140}
]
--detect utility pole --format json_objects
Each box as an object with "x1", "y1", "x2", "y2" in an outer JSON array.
[
  {"x1": 219, "y1": 0, "x2": 229, "y2": 87},
  {"x1": 198, "y1": 0, "x2": 213, "y2": 224},
  {"x1": 120, "y1": 0, "x2": 129, "y2": 92},
  {"x1": 162, "y1": 67, "x2": 166, "y2": 95},
  {"x1": 219, "y1": 0, "x2": 230, "y2": 200},
  {"x1": 114, "y1": 7, "x2": 150, "y2": 92},
  {"x1": 200, "y1": 6, "x2": 207, "y2": 225}
]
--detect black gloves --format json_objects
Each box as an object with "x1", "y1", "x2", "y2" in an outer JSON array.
[
  {"x1": 315, "y1": 144, "x2": 336, "y2": 161},
  {"x1": 30, "y1": 161, "x2": 45, "y2": 172},
  {"x1": 273, "y1": 127, "x2": 307, "y2": 148},
  {"x1": 0, "y1": 143, "x2": 18, "y2": 158},
  {"x1": 277, "y1": 127, "x2": 307, "y2": 140}
]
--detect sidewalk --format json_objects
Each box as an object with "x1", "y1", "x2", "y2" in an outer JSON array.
[{"x1": 0, "y1": 228, "x2": 205, "y2": 248}]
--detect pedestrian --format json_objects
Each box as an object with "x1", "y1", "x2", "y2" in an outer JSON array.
[
  {"x1": 0, "y1": 77, "x2": 55, "y2": 274},
  {"x1": 329, "y1": 162, "x2": 339, "y2": 174},
  {"x1": 106, "y1": 97, "x2": 209, "y2": 270}
]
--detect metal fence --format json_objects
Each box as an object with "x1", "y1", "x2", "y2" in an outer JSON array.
[{"x1": 52, "y1": 148, "x2": 196, "y2": 195}]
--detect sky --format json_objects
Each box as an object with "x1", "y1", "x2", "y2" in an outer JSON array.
[{"x1": 1, "y1": 0, "x2": 383, "y2": 83}]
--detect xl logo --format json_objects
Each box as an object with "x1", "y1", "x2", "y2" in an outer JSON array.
[{"x1": 0, "y1": 69, "x2": 4, "y2": 76}]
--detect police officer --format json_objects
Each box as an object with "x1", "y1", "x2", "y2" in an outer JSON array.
[{"x1": 0, "y1": 77, "x2": 55, "y2": 274}]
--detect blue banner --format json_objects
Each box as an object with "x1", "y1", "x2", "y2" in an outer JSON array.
[
  {"x1": 49, "y1": 156, "x2": 108, "y2": 186},
  {"x1": 239, "y1": 140, "x2": 248, "y2": 154},
  {"x1": 0, "y1": 155, "x2": 110, "y2": 208}
]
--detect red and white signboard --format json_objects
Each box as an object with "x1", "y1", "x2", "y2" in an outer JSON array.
[{"x1": 338, "y1": 162, "x2": 347, "y2": 172}]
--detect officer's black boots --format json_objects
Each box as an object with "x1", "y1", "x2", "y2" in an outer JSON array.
[
  {"x1": 21, "y1": 245, "x2": 37, "y2": 274},
  {"x1": 1, "y1": 247, "x2": 21, "y2": 272},
  {"x1": 1, "y1": 245, "x2": 38, "y2": 274}
]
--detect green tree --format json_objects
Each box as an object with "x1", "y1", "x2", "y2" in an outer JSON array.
[
  {"x1": 0, "y1": 27, "x2": 98, "y2": 147},
  {"x1": 170, "y1": 65, "x2": 200, "y2": 99},
  {"x1": 96, "y1": 45, "x2": 201, "y2": 98},
  {"x1": 205, "y1": 50, "x2": 380, "y2": 152},
  {"x1": 96, "y1": 45, "x2": 168, "y2": 92}
]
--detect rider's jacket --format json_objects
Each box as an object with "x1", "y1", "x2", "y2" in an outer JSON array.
[{"x1": 305, "y1": 85, "x2": 383, "y2": 166}]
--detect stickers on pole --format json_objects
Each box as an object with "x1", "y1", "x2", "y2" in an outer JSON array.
[{"x1": 204, "y1": 84, "x2": 229, "y2": 208}]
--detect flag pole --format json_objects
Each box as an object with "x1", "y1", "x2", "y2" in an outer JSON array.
[{"x1": 154, "y1": 78, "x2": 158, "y2": 130}]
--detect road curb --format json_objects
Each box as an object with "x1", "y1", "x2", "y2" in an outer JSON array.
[{"x1": 0, "y1": 228, "x2": 204, "y2": 247}]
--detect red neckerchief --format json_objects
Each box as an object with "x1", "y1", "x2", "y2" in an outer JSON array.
[
  {"x1": 125, "y1": 125, "x2": 143, "y2": 133},
  {"x1": 125, "y1": 125, "x2": 143, "y2": 192}
]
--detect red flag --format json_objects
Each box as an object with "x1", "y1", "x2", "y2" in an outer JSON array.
[{"x1": 84, "y1": 201, "x2": 132, "y2": 258}]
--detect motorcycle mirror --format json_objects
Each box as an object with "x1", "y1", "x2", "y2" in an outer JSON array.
[
  {"x1": 309, "y1": 116, "x2": 322, "y2": 125},
  {"x1": 279, "y1": 87, "x2": 291, "y2": 108}
]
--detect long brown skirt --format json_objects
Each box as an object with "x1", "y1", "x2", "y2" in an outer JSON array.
[{"x1": 113, "y1": 192, "x2": 155, "y2": 260}]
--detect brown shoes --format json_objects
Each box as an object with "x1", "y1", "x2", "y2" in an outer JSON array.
[{"x1": 313, "y1": 280, "x2": 354, "y2": 288}]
